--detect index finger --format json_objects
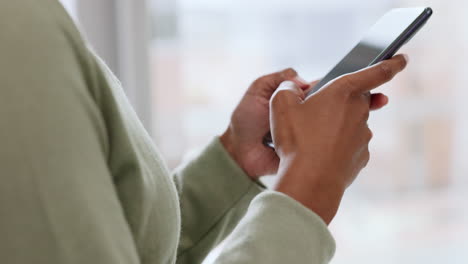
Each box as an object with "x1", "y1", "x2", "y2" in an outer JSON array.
[{"x1": 335, "y1": 54, "x2": 408, "y2": 94}]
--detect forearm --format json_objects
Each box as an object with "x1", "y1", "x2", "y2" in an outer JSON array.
[{"x1": 275, "y1": 157, "x2": 345, "y2": 225}]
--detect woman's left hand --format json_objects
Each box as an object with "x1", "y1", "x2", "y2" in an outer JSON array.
[{"x1": 220, "y1": 68, "x2": 312, "y2": 180}]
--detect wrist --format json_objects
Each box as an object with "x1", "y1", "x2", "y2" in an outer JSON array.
[
  {"x1": 274, "y1": 157, "x2": 345, "y2": 225},
  {"x1": 220, "y1": 128, "x2": 244, "y2": 174}
]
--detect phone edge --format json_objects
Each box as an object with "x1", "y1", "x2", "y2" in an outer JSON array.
[{"x1": 371, "y1": 7, "x2": 433, "y2": 65}]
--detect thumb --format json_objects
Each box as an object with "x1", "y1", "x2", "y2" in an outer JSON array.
[
  {"x1": 269, "y1": 68, "x2": 299, "y2": 88},
  {"x1": 271, "y1": 80, "x2": 306, "y2": 107},
  {"x1": 279, "y1": 68, "x2": 310, "y2": 90},
  {"x1": 263, "y1": 68, "x2": 308, "y2": 88},
  {"x1": 252, "y1": 68, "x2": 309, "y2": 98}
]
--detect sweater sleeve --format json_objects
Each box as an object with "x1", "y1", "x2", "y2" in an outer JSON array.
[
  {"x1": 174, "y1": 138, "x2": 265, "y2": 263},
  {"x1": 203, "y1": 192, "x2": 336, "y2": 264},
  {"x1": 174, "y1": 139, "x2": 336, "y2": 264}
]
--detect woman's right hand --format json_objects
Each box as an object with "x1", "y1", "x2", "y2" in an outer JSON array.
[{"x1": 270, "y1": 55, "x2": 408, "y2": 225}]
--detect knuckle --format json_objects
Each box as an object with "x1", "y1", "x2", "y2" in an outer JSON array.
[
  {"x1": 275, "y1": 89, "x2": 289, "y2": 98},
  {"x1": 270, "y1": 92, "x2": 282, "y2": 107},
  {"x1": 283, "y1": 68, "x2": 298, "y2": 78},
  {"x1": 333, "y1": 77, "x2": 355, "y2": 99},
  {"x1": 366, "y1": 128, "x2": 373, "y2": 142},
  {"x1": 360, "y1": 100, "x2": 371, "y2": 119},
  {"x1": 271, "y1": 89, "x2": 290, "y2": 107},
  {"x1": 378, "y1": 62, "x2": 394, "y2": 81},
  {"x1": 254, "y1": 75, "x2": 269, "y2": 86},
  {"x1": 362, "y1": 110, "x2": 370, "y2": 122},
  {"x1": 341, "y1": 76, "x2": 358, "y2": 95},
  {"x1": 363, "y1": 149, "x2": 371, "y2": 166}
]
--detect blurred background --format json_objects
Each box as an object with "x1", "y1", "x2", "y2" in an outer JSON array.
[{"x1": 61, "y1": 0, "x2": 468, "y2": 263}]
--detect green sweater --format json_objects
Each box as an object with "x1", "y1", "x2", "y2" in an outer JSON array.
[{"x1": 0, "y1": 0, "x2": 335, "y2": 263}]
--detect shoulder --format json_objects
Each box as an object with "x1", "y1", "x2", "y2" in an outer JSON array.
[
  {"x1": 0, "y1": 0, "x2": 104, "y2": 101},
  {"x1": 0, "y1": 0, "x2": 90, "y2": 70}
]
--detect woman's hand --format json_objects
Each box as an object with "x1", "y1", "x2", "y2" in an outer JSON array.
[
  {"x1": 271, "y1": 55, "x2": 408, "y2": 224},
  {"x1": 221, "y1": 68, "x2": 312, "y2": 180}
]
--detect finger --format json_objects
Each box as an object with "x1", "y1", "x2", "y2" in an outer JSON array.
[
  {"x1": 292, "y1": 76, "x2": 311, "y2": 90},
  {"x1": 254, "y1": 68, "x2": 299, "y2": 97},
  {"x1": 267, "y1": 69, "x2": 309, "y2": 90},
  {"x1": 361, "y1": 147, "x2": 371, "y2": 169},
  {"x1": 334, "y1": 54, "x2": 408, "y2": 94},
  {"x1": 310, "y1": 80, "x2": 320, "y2": 87},
  {"x1": 266, "y1": 68, "x2": 298, "y2": 89},
  {"x1": 358, "y1": 127, "x2": 373, "y2": 168},
  {"x1": 370, "y1": 93, "x2": 389, "y2": 111},
  {"x1": 270, "y1": 81, "x2": 305, "y2": 108}
]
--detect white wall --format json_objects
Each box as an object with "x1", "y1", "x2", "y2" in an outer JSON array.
[
  {"x1": 76, "y1": 0, "x2": 120, "y2": 76},
  {"x1": 59, "y1": 0, "x2": 77, "y2": 19},
  {"x1": 59, "y1": 0, "x2": 153, "y2": 133}
]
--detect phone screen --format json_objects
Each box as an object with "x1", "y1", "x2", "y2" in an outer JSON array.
[
  {"x1": 263, "y1": 7, "x2": 432, "y2": 148},
  {"x1": 308, "y1": 8, "x2": 432, "y2": 95}
]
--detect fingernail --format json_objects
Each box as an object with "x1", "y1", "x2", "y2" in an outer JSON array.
[
  {"x1": 402, "y1": 54, "x2": 410, "y2": 63},
  {"x1": 293, "y1": 76, "x2": 310, "y2": 90}
]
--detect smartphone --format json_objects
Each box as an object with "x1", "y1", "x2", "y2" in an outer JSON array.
[{"x1": 264, "y1": 7, "x2": 433, "y2": 148}]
